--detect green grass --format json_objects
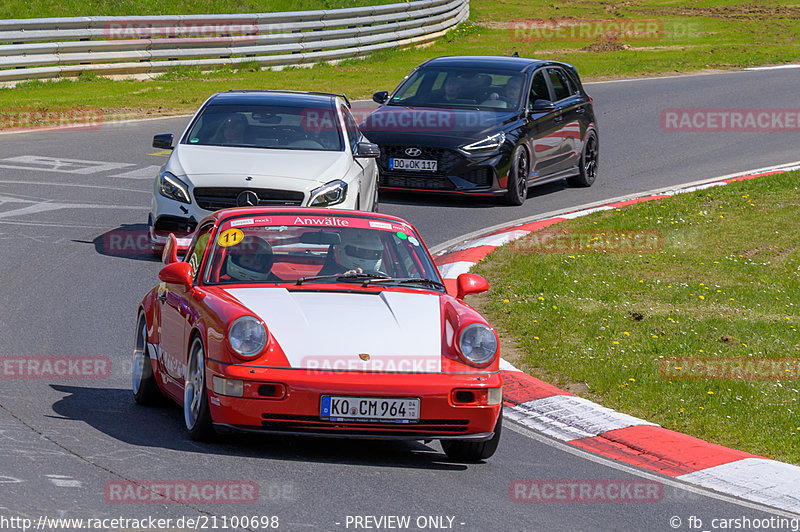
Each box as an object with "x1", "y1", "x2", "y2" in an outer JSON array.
[
  {"x1": 1, "y1": 0, "x2": 393, "y2": 18},
  {"x1": 471, "y1": 171, "x2": 800, "y2": 465},
  {"x1": 2, "y1": 1, "x2": 800, "y2": 123}
]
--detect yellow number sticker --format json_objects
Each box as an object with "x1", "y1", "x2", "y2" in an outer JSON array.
[{"x1": 217, "y1": 228, "x2": 244, "y2": 247}]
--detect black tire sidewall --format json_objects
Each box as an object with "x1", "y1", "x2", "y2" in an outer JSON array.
[{"x1": 504, "y1": 146, "x2": 528, "y2": 206}]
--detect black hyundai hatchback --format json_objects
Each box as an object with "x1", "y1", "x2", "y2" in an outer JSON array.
[{"x1": 362, "y1": 55, "x2": 598, "y2": 205}]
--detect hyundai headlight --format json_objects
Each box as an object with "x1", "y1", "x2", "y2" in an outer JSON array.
[
  {"x1": 309, "y1": 180, "x2": 348, "y2": 207},
  {"x1": 461, "y1": 132, "x2": 506, "y2": 153},
  {"x1": 457, "y1": 323, "x2": 498, "y2": 366},
  {"x1": 228, "y1": 316, "x2": 268, "y2": 359},
  {"x1": 158, "y1": 171, "x2": 191, "y2": 204}
]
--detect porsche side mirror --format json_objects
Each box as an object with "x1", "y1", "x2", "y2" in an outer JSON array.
[
  {"x1": 153, "y1": 133, "x2": 174, "y2": 150},
  {"x1": 372, "y1": 91, "x2": 389, "y2": 104},
  {"x1": 159, "y1": 262, "x2": 193, "y2": 290},
  {"x1": 355, "y1": 141, "x2": 380, "y2": 158},
  {"x1": 456, "y1": 273, "x2": 489, "y2": 300},
  {"x1": 162, "y1": 233, "x2": 179, "y2": 265}
]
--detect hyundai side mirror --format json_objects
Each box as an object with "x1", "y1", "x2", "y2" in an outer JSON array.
[
  {"x1": 372, "y1": 91, "x2": 389, "y2": 105},
  {"x1": 531, "y1": 100, "x2": 557, "y2": 113}
]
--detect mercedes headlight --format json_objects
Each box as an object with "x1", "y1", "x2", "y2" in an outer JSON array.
[
  {"x1": 461, "y1": 132, "x2": 506, "y2": 153},
  {"x1": 309, "y1": 179, "x2": 347, "y2": 207},
  {"x1": 457, "y1": 323, "x2": 498, "y2": 366},
  {"x1": 228, "y1": 316, "x2": 268, "y2": 359},
  {"x1": 158, "y1": 171, "x2": 191, "y2": 204}
]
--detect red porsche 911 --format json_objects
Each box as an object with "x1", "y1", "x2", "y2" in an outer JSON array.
[{"x1": 133, "y1": 207, "x2": 502, "y2": 460}]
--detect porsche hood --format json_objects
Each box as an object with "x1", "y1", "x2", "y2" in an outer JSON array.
[{"x1": 223, "y1": 288, "x2": 442, "y2": 373}]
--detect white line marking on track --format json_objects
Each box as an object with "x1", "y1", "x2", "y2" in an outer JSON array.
[
  {"x1": 45, "y1": 475, "x2": 82, "y2": 488},
  {"x1": 0, "y1": 180, "x2": 150, "y2": 193},
  {"x1": 0, "y1": 155, "x2": 132, "y2": 175},
  {"x1": 0, "y1": 475, "x2": 22, "y2": 483},
  {"x1": 745, "y1": 64, "x2": 800, "y2": 71},
  {"x1": 110, "y1": 165, "x2": 161, "y2": 179}
]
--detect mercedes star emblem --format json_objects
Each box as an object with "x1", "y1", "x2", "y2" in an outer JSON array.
[{"x1": 236, "y1": 190, "x2": 259, "y2": 207}]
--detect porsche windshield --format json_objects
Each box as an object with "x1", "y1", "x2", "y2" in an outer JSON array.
[
  {"x1": 388, "y1": 68, "x2": 525, "y2": 111},
  {"x1": 201, "y1": 214, "x2": 442, "y2": 287},
  {"x1": 183, "y1": 103, "x2": 344, "y2": 151}
]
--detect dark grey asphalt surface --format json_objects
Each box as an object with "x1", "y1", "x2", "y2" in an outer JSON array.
[{"x1": 0, "y1": 68, "x2": 799, "y2": 531}]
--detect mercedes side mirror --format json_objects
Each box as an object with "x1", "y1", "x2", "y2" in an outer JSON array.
[{"x1": 153, "y1": 133, "x2": 174, "y2": 150}]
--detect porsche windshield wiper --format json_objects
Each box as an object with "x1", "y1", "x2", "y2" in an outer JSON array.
[
  {"x1": 295, "y1": 272, "x2": 390, "y2": 286},
  {"x1": 361, "y1": 277, "x2": 446, "y2": 289}
]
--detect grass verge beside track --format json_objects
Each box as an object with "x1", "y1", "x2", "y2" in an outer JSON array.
[
  {"x1": 2, "y1": 1, "x2": 800, "y2": 124},
  {"x1": 0, "y1": 0, "x2": 393, "y2": 19},
  {"x1": 471, "y1": 171, "x2": 800, "y2": 465}
]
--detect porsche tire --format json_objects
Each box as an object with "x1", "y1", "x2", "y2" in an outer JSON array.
[
  {"x1": 132, "y1": 312, "x2": 162, "y2": 405},
  {"x1": 567, "y1": 130, "x2": 598, "y2": 187},
  {"x1": 503, "y1": 146, "x2": 528, "y2": 206},
  {"x1": 441, "y1": 410, "x2": 502, "y2": 461},
  {"x1": 184, "y1": 336, "x2": 215, "y2": 441}
]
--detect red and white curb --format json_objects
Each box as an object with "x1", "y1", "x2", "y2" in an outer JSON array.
[{"x1": 432, "y1": 162, "x2": 800, "y2": 514}]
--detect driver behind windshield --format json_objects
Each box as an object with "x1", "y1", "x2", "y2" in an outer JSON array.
[
  {"x1": 223, "y1": 235, "x2": 278, "y2": 282},
  {"x1": 210, "y1": 114, "x2": 248, "y2": 145},
  {"x1": 318, "y1": 229, "x2": 385, "y2": 276}
]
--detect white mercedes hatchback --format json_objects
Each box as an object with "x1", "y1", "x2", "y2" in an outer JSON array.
[{"x1": 148, "y1": 90, "x2": 380, "y2": 250}]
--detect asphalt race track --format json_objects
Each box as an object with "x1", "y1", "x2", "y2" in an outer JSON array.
[{"x1": 1, "y1": 67, "x2": 799, "y2": 531}]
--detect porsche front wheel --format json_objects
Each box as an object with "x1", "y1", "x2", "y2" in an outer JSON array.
[
  {"x1": 184, "y1": 337, "x2": 215, "y2": 441},
  {"x1": 132, "y1": 312, "x2": 162, "y2": 405},
  {"x1": 441, "y1": 410, "x2": 502, "y2": 462}
]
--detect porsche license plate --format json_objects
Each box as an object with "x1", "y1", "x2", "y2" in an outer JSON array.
[
  {"x1": 389, "y1": 158, "x2": 437, "y2": 171},
  {"x1": 321, "y1": 395, "x2": 419, "y2": 422}
]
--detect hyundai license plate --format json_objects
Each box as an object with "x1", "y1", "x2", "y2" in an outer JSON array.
[
  {"x1": 321, "y1": 395, "x2": 420, "y2": 422},
  {"x1": 389, "y1": 158, "x2": 437, "y2": 171}
]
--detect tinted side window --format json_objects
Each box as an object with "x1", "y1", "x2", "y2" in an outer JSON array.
[
  {"x1": 548, "y1": 69, "x2": 572, "y2": 101},
  {"x1": 341, "y1": 106, "x2": 360, "y2": 152},
  {"x1": 528, "y1": 70, "x2": 550, "y2": 108}
]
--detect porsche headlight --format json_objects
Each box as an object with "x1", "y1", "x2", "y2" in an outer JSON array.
[
  {"x1": 461, "y1": 132, "x2": 506, "y2": 153},
  {"x1": 457, "y1": 323, "x2": 498, "y2": 366},
  {"x1": 158, "y1": 171, "x2": 191, "y2": 204},
  {"x1": 228, "y1": 316, "x2": 267, "y2": 359},
  {"x1": 309, "y1": 179, "x2": 347, "y2": 207}
]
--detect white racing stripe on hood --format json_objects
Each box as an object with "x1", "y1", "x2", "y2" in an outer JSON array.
[{"x1": 224, "y1": 288, "x2": 442, "y2": 373}]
